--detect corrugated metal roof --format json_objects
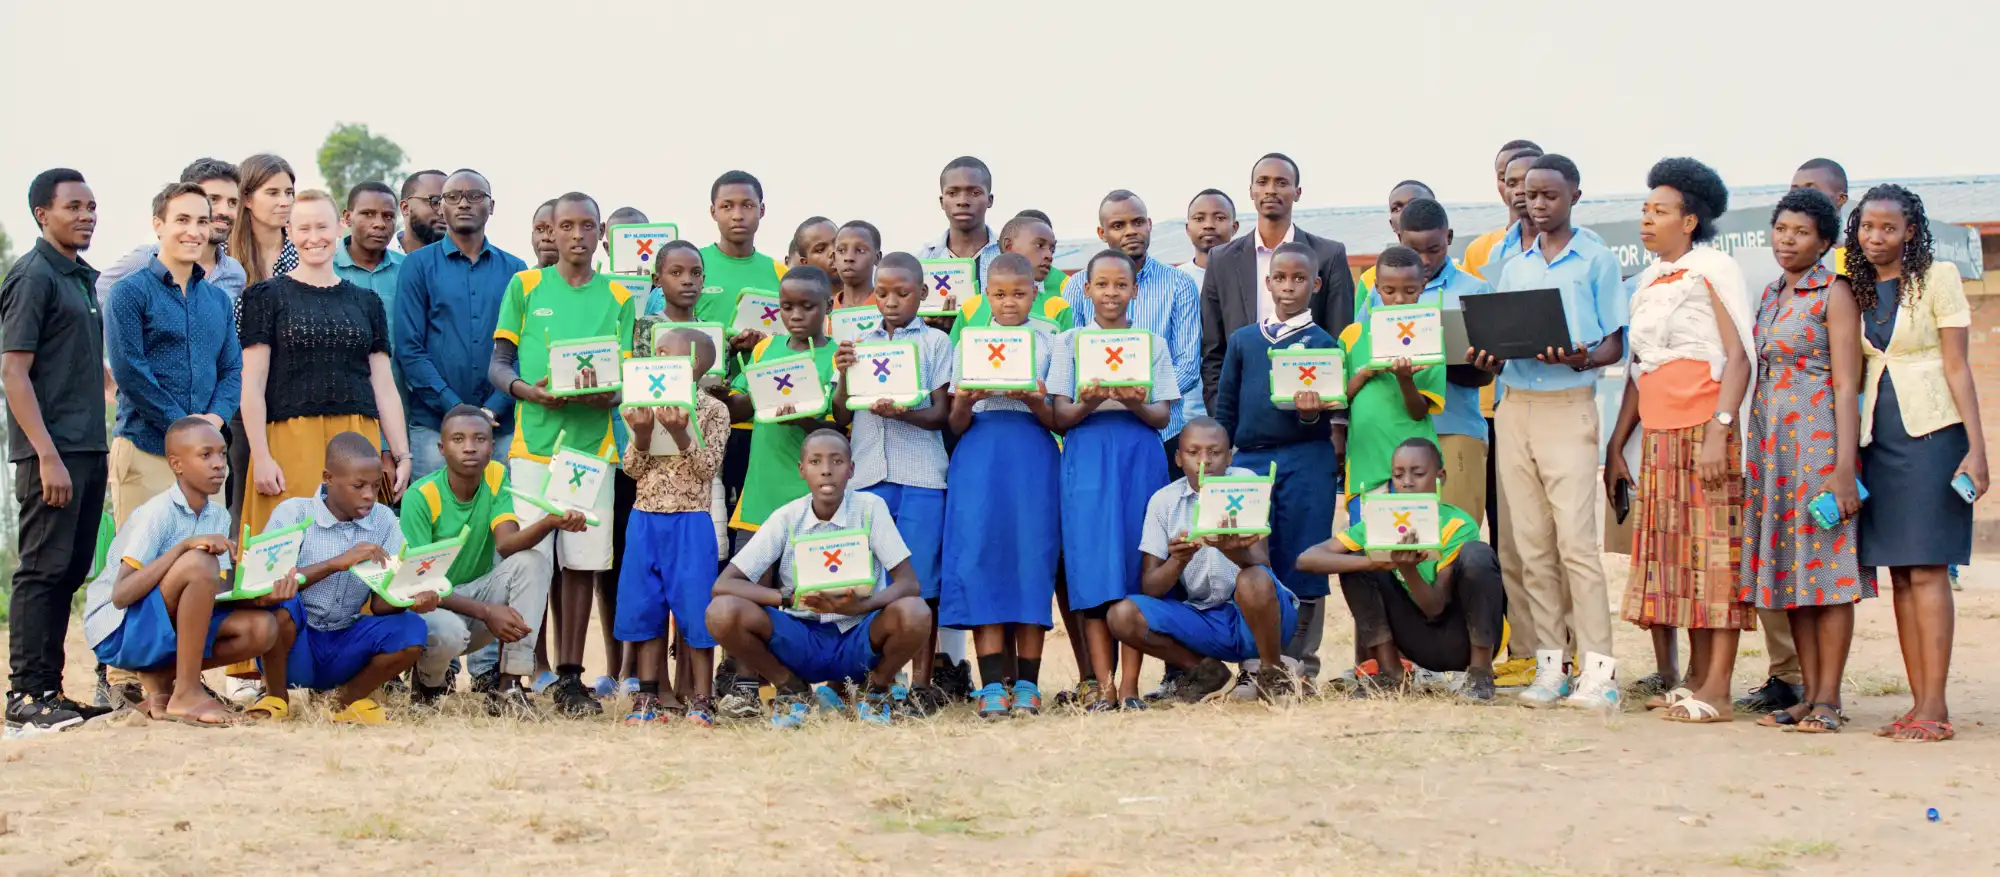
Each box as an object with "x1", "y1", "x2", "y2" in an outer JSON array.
[{"x1": 1055, "y1": 174, "x2": 2000, "y2": 271}]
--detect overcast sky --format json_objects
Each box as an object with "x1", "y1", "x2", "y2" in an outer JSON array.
[{"x1": 2, "y1": 0, "x2": 1991, "y2": 263}]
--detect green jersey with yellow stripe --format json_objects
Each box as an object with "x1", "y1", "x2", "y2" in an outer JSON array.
[
  {"x1": 403, "y1": 461, "x2": 518, "y2": 585},
  {"x1": 493, "y1": 268, "x2": 638, "y2": 462}
]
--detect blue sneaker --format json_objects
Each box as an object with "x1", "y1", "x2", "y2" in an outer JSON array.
[
  {"x1": 591, "y1": 675, "x2": 618, "y2": 698},
  {"x1": 530, "y1": 671, "x2": 558, "y2": 694},
  {"x1": 619, "y1": 677, "x2": 641, "y2": 697},
  {"x1": 1011, "y1": 680, "x2": 1042, "y2": 717},
  {"x1": 976, "y1": 682, "x2": 1010, "y2": 720},
  {"x1": 856, "y1": 689, "x2": 895, "y2": 725},
  {"x1": 814, "y1": 684, "x2": 846, "y2": 712},
  {"x1": 770, "y1": 694, "x2": 811, "y2": 729}
]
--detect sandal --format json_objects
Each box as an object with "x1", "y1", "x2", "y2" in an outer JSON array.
[
  {"x1": 139, "y1": 693, "x2": 171, "y2": 721},
  {"x1": 1662, "y1": 697, "x2": 1731, "y2": 724},
  {"x1": 1890, "y1": 718, "x2": 1954, "y2": 743},
  {"x1": 1756, "y1": 704, "x2": 1806, "y2": 728},
  {"x1": 1792, "y1": 704, "x2": 1843, "y2": 734},
  {"x1": 1646, "y1": 687, "x2": 1694, "y2": 711},
  {"x1": 1875, "y1": 710, "x2": 1916, "y2": 738},
  {"x1": 163, "y1": 697, "x2": 247, "y2": 728},
  {"x1": 243, "y1": 695, "x2": 289, "y2": 721}
]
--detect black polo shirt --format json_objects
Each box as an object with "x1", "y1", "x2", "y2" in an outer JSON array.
[{"x1": 1, "y1": 237, "x2": 106, "y2": 462}]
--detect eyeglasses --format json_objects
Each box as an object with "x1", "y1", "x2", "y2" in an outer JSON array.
[
  {"x1": 440, "y1": 192, "x2": 491, "y2": 206},
  {"x1": 410, "y1": 195, "x2": 442, "y2": 208}
]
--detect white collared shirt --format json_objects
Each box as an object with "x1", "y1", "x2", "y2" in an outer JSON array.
[{"x1": 1252, "y1": 224, "x2": 1298, "y2": 324}]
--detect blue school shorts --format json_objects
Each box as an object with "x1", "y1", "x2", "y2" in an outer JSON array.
[
  {"x1": 293, "y1": 613, "x2": 427, "y2": 692},
  {"x1": 1128, "y1": 571, "x2": 1300, "y2": 663},
  {"x1": 614, "y1": 510, "x2": 718, "y2": 648},
  {"x1": 762, "y1": 607, "x2": 881, "y2": 684},
  {"x1": 92, "y1": 589, "x2": 234, "y2": 672}
]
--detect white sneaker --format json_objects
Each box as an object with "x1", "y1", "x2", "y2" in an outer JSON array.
[
  {"x1": 223, "y1": 676, "x2": 265, "y2": 706},
  {"x1": 1516, "y1": 650, "x2": 1570, "y2": 709},
  {"x1": 1562, "y1": 652, "x2": 1620, "y2": 711}
]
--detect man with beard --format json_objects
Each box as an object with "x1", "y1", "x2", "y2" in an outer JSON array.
[
  {"x1": 396, "y1": 169, "x2": 448, "y2": 254},
  {"x1": 4, "y1": 168, "x2": 116, "y2": 735},
  {"x1": 1178, "y1": 189, "x2": 1237, "y2": 288},
  {"x1": 1059, "y1": 190, "x2": 1204, "y2": 461},
  {"x1": 394, "y1": 169, "x2": 526, "y2": 481},
  {"x1": 96, "y1": 158, "x2": 248, "y2": 304}
]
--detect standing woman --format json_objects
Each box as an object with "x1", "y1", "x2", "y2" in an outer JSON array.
[
  {"x1": 227, "y1": 154, "x2": 298, "y2": 285},
  {"x1": 1605, "y1": 158, "x2": 1755, "y2": 723},
  {"x1": 238, "y1": 190, "x2": 411, "y2": 535},
  {"x1": 1741, "y1": 189, "x2": 1872, "y2": 733},
  {"x1": 222, "y1": 154, "x2": 298, "y2": 529},
  {"x1": 1848, "y1": 184, "x2": 1985, "y2": 743}
]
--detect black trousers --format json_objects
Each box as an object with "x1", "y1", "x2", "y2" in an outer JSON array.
[
  {"x1": 1338, "y1": 541, "x2": 1504, "y2": 673},
  {"x1": 10, "y1": 452, "x2": 107, "y2": 694}
]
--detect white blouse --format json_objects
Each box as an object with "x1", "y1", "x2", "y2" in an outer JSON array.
[{"x1": 1627, "y1": 245, "x2": 1752, "y2": 381}]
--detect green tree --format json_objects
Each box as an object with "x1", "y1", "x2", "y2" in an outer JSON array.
[
  {"x1": 316, "y1": 123, "x2": 406, "y2": 206},
  {"x1": 0, "y1": 221, "x2": 14, "y2": 276}
]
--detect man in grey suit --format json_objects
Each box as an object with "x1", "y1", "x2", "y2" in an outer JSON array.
[{"x1": 1196, "y1": 152, "x2": 1354, "y2": 691}]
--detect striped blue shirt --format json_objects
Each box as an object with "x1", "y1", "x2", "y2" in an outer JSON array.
[
  {"x1": 266, "y1": 489, "x2": 405, "y2": 631},
  {"x1": 848, "y1": 321, "x2": 954, "y2": 490},
  {"x1": 1060, "y1": 255, "x2": 1203, "y2": 438}
]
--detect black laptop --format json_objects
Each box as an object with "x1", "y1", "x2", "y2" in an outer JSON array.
[{"x1": 1461, "y1": 288, "x2": 1572, "y2": 360}]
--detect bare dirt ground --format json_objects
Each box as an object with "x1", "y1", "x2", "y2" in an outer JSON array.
[{"x1": 1, "y1": 556, "x2": 1995, "y2": 876}]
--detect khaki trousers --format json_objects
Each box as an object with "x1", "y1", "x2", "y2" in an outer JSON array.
[
  {"x1": 1757, "y1": 608, "x2": 1801, "y2": 683},
  {"x1": 1438, "y1": 434, "x2": 1488, "y2": 528},
  {"x1": 109, "y1": 437, "x2": 177, "y2": 528},
  {"x1": 1495, "y1": 386, "x2": 1612, "y2": 660}
]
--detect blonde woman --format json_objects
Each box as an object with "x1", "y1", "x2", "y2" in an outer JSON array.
[{"x1": 238, "y1": 190, "x2": 410, "y2": 535}]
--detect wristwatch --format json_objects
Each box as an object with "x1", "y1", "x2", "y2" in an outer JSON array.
[{"x1": 1711, "y1": 411, "x2": 1735, "y2": 428}]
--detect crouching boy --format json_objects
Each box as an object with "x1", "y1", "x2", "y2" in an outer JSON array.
[
  {"x1": 705, "y1": 430, "x2": 932, "y2": 728},
  {"x1": 82, "y1": 417, "x2": 295, "y2": 727},
  {"x1": 1107, "y1": 418, "x2": 1301, "y2": 703}
]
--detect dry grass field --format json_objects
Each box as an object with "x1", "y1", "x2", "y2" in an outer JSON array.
[{"x1": 2, "y1": 556, "x2": 1996, "y2": 876}]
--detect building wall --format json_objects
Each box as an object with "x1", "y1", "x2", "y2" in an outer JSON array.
[{"x1": 1963, "y1": 270, "x2": 2000, "y2": 549}]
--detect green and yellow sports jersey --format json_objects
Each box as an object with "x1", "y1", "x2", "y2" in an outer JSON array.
[
  {"x1": 1336, "y1": 502, "x2": 1480, "y2": 591},
  {"x1": 1339, "y1": 320, "x2": 1445, "y2": 496},
  {"x1": 694, "y1": 245, "x2": 786, "y2": 326},
  {"x1": 494, "y1": 268, "x2": 637, "y2": 462},
  {"x1": 727, "y1": 335, "x2": 837, "y2": 531},
  {"x1": 952, "y1": 270, "x2": 1072, "y2": 341},
  {"x1": 403, "y1": 461, "x2": 518, "y2": 585}
]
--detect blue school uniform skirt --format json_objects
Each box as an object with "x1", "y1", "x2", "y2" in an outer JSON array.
[
  {"x1": 615, "y1": 510, "x2": 720, "y2": 648},
  {"x1": 1061, "y1": 411, "x2": 1168, "y2": 613},
  {"x1": 92, "y1": 589, "x2": 235, "y2": 671},
  {"x1": 861, "y1": 483, "x2": 946, "y2": 600},
  {"x1": 940, "y1": 411, "x2": 1059, "y2": 628},
  {"x1": 1128, "y1": 573, "x2": 1300, "y2": 663},
  {"x1": 1234, "y1": 442, "x2": 1338, "y2": 598},
  {"x1": 763, "y1": 608, "x2": 882, "y2": 684}
]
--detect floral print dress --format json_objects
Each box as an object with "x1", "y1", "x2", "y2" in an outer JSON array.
[{"x1": 1739, "y1": 265, "x2": 1875, "y2": 609}]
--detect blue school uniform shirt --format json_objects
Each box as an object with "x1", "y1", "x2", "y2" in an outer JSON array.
[
  {"x1": 1485, "y1": 221, "x2": 1605, "y2": 276},
  {"x1": 1490, "y1": 227, "x2": 1627, "y2": 394},
  {"x1": 728, "y1": 489, "x2": 911, "y2": 631},
  {"x1": 1059, "y1": 256, "x2": 1205, "y2": 438},
  {"x1": 849, "y1": 321, "x2": 954, "y2": 491},
  {"x1": 1214, "y1": 315, "x2": 1336, "y2": 451},
  {"x1": 266, "y1": 488, "x2": 405, "y2": 632},
  {"x1": 1137, "y1": 468, "x2": 1254, "y2": 610},
  {"x1": 1050, "y1": 321, "x2": 1182, "y2": 414},
  {"x1": 81, "y1": 482, "x2": 233, "y2": 647},
  {"x1": 951, "y1": 319, "x2": 1061, "y2": 416}
]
